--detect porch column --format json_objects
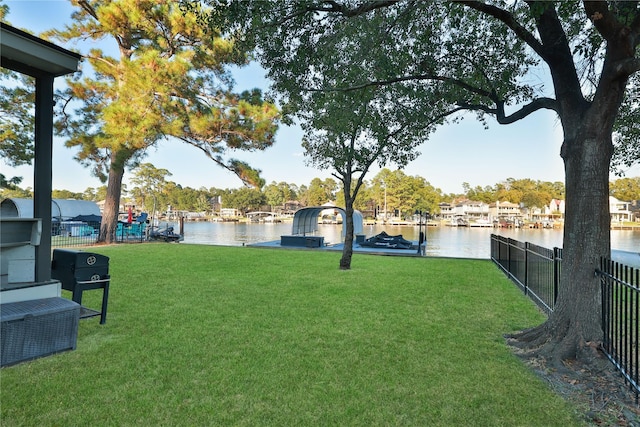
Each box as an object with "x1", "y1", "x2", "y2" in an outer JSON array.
[{"x1": 34, "y1": 75, "x2": 54, "y2": 282}]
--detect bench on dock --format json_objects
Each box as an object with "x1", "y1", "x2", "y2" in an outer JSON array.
[{"x1": 280, "y1": 235, "x2": 324, "y2": 248}]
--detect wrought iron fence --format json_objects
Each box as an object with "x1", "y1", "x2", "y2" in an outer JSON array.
[
  {"x1": 51, "y1": 220, "x2": 100, "y2": 248},
  {"x1": 596, "y1": 259, "x2": 640, "y2": 400},
  {"x1": 491, "y1": 233, "x2": 640, "y2": 399},
  {"x1": 51, "y1": 221, "x2": 146, "y2": 248},
  {"x1": 490, "y1": 234, "x2": 561, "y2": 315}
]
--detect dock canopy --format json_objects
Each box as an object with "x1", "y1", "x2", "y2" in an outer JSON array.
[
  {"x1": 291, "y1": 207, "x2": 363, "y2": 238},
  {"x1": 1, "y1": 198, "x2": 100, "y2": 221}
]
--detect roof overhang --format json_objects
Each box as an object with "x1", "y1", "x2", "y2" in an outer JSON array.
[{"x1": 1, "y1": 22, "x2": 81, "y2": 77}]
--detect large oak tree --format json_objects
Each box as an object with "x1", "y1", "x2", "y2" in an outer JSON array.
[
  {"x1": 49, "y1": 0, "x2": 282, "y2": 243},
  {"x1": 211, "y1": 0, "x2": 640, "y2": 365}
]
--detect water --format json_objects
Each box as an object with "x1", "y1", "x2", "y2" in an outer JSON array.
[{"x1": 180, "y1": 221, "x2": 640, "y2": 260}]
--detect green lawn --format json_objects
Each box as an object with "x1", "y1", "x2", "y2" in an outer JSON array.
[{"x1": 1, "y1": 244, "x2": 583, "y2": 426}]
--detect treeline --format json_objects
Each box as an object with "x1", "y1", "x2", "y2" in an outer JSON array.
[{"x1": 3, "y1": 167, "x2": 640, "y2": 217}]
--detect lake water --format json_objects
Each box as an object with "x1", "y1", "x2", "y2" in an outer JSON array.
[{"x1": 179, "y1": 221, "x2": 640, "y2": 260}]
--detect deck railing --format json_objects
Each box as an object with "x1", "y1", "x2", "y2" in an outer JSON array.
[{"x1": 490, "y1": 234, "x2": 639, "y2": 399}]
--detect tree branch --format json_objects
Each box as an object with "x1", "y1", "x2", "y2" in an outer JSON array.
[
  {"x1": 457, "y1": 97, "x2": 558, "y2": 124},
  {"x1": 454, "y1": 1, "x2": 546, "y2": 59},
  {"x1": 582, "y1": 1, "x2": 620, "y2": 42},
  {"x1": 632, "y1": 9, "x2": 640, "y2": 35},
  {"x1": 613, "y1": 57, "x2": 640, "y2": 76},
  {"x1": 175, "y1": 135, "x2": 235, "y2": 173},
  {"x1": 85, "y1": 54, "x2": 117, "y2": 69},
  {"x1": 77, "y1": 0, "x2": 99, "y2": 20},
  {"x1": 314, "y1": 74, "x2": 558, "y2": 124},
  {"x1": 264, "y1": 1, "x2": 400, "y2": 27},
  {"x1": 317, "y1": 1, "x2": 401, "y2": 17},
  {"x1": 584, "y1": 1, "x2": 640, "y2": 79},
  {"x1": 313, "y1": 72, "x2": 496, "y2": 101}
]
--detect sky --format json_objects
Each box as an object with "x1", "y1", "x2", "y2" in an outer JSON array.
[{"x1": 2, "y1": 1, "x2": 638, "y2": 195}]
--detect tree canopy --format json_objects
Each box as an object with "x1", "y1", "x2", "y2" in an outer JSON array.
[{"x1": 46, "y1": 0, "x2": 283, "y2": 243}]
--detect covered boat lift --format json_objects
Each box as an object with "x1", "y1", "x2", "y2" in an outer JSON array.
[
  {"x1": 281, "y1": 206, "x2": 364, "y2": 247},
  {"x1": 1, "y1": 198, "x2": 100, "y2": 220}
]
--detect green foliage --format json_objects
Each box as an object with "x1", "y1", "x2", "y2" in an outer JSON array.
[
  {"x1": 0, "y1": 69, "x2": 35, "y2": 166},
  {"x1": 233, "y1": 1, "x2": 551, "y2": 128},
  {"x1": 263, "y1": 181, "x2": 292, "y2": 208},
  {"x1": 462, "y1": 182, "x2": 497, "y2": 204},
  {"x1": 82, "y1": 186, "x2": 108, "y2": 201},
  {"x1": 610, "y1": 177, "x2": 640, "y2": 201},
  {"x1": 129, "y1": 163, "x2": 172, "y2": 213},
  {"x1": 368, "y1": 169, "x2": 442, "y2": 217},
  {"x1": 12, "y1": 168, "x2": 640, "y2": 215},
  {"x1": 222, "y1": 186, "x2": 265, "y2": 213},
  {"x1": 462, "y1": 178, "x2": 566, "y2": 208},
  {"x1": 50, "y1": 1, "x2": 281, "y2": 186},
  {"x1": 0, "y1": 173, "x2": 23, "y2": 190},
  {"x1": 0, "y1": 173, "x2": 31, "y2": 199},
  {"x1": 300, "y1": 177, "x2": 338, "y2": 206},
  {"x1": 51, "y1": 189, "x2": 85, "y2": 200},
  {"x1": 612, "y1": 75, "x2": 640, "y2": 174},
  {"x1": 35, "y1": 0, "x2": 284, "y2": 242}
]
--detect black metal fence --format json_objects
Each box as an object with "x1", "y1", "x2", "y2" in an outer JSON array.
[
  {"x1": 51, "y1": 221, "x2": 146, "y2": 248},
  {"x1": 596, "y1": 259, "x2": 640, "y2": 399},
  {"x1": 490, "y1": 234, "x2": 640, "y2": 399},
  {"x1": 490, "y1": 234, "x2": 561, "y2": 315},
  {"x1": 51, "y1": 220, "x2": 101, "y2": 248}
]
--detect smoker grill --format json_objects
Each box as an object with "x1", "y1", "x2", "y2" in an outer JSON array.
[{"x1": 51, "y1": 249, "x2": 110, "y2": 324}]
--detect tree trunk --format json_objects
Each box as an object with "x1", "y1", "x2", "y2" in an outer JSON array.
[
  {"x1": 97, "y1": 152, "x2": 126, "y2": 244},
  {"x1": 511, "y1": 111, "x2": 614, "y2": 364},
  {"x1": 508, "y1": 4, "x2": 637, "y2": 362},
  {"x1": 340, "y1": 193, "x2": 355, "y2": 270}
]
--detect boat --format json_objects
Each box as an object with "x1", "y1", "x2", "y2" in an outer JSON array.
[
  {"x1": 469, "y1": 219, "x2": 493, "y2": 227},
  {"x1": 148, "y1": 224, "x2": 183, "y2": 242},
  {"x1": 447, "y1": 217, "x2": 469, "y2": 227},
  {"x1": 359, "y1": 231, "x2": 415, "y2": 250}
]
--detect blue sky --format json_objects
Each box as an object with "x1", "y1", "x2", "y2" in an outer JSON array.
[{"x1": 3, "y1": 1, "x2": 637, "y2": 195}]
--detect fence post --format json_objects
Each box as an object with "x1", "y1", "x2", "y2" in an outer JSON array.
[
  {"x1": 508, "y1": 238, "x2": 513, "y2": 280},
  {"x1": 524, "y1": 242, "x2": 529, "y2": 295},
  {"x1": 553, "y1": 247, "x2": 561, "y2": 305}
]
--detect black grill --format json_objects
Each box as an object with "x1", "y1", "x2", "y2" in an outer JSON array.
[{"x1": 51, "y1": 249, "x2": 110, "y2": 324}]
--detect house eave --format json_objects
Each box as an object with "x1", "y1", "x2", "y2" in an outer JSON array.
[{"x1": 1, "y1": 22, "x2": 81, "y2": 77}]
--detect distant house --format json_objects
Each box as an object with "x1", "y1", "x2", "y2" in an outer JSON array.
[
  {"x1": 629, "y1": 200, "x2": 640, "y2": 222},
  {"x1": 455, "y1": 199, "x2": 489, "y2": 220},
  {"x1": 282, "y1": 200, "x2": 302, "y2": 215},
  {"x1": 610, "y1": 196, "x2": 632, "y2": 222},
  {"x1": 529, "y1": 198, "x2": 565, "y2": 222},
  {"x1": 488, "y1": 201, "x2": 522, "y2": 221},
  {"x1": 220, "y1": 208, "x2": 240, "y2": 218},
  {"x1": 438, "y1": 202, "x2": 455, "y2": 220},
  {"x1": 548, "y1": 199, "x2": 565, "y2": 216}
]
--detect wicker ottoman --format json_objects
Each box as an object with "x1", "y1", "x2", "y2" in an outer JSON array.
[{"x1": 1, "y1": 297, "x2": 80, "y2": 366}]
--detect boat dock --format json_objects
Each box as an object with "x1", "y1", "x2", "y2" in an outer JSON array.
[{"x1": 249, "y1": 239, "x2": 426, "y2": 257}]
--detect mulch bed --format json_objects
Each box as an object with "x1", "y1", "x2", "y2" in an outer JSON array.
[{"x1": 520, "y1": 352, "x2": 640, "y2": 426}]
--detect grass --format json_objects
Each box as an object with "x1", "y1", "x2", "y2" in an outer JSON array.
[{"x1": 1, "y1": 244, "x2": 584, "y2": 426}]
